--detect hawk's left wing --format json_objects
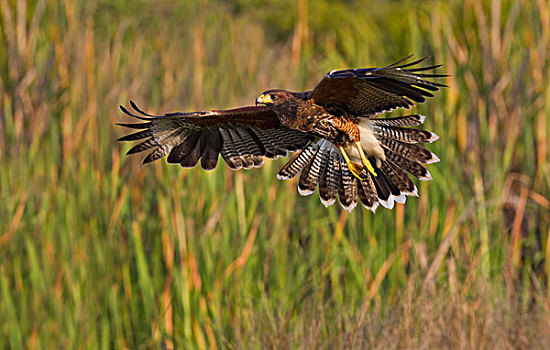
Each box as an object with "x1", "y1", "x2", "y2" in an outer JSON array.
[
  {"x1": 117, "y1": 101, "x2": 312, "y2": 170},
  {"x1": 310, "y1": 55, "x2": 447, "y2": 117}
]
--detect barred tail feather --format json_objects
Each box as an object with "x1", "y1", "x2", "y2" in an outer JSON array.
[
  {"x1": 318, "y1": 147, "x2": 340, "y2": 207},
  {"x1": 276, "y1": 141, "x2": 319, "y2": 180},
  {"x1": 384, "y1": 148, "x2": 432, "y2": 181},
  {"x1": 381, "y1": 161, "x2": 418, "y2": 197},
  {"x1": 298, "y1": 140, "x2": 331, "y2": 196},
  {"x1": 373, "y1": 125, "x2": 439, "y2": 144},
  {"x1": 338, "y1": 164, "x2": 358, "y2": 212},
  {"x1": 357, "y1": 174, "x2": 379, "y2": 212},
  {"x1": 379, "y1": 136, "x2": 440, "y2": 164}
]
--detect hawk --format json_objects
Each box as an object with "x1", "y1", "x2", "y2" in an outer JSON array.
[{"x1": 118, "y1": 55, "x2": 446, "y2": 212}]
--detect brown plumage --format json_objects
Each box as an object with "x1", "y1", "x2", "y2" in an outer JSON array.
[{"x1": 118, "y1": 55, "x2": 447, "y2": 212}]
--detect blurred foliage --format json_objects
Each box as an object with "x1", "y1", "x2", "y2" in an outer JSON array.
[{"x1": 0, "y1": 0, "x2": 549, "y2": 348}]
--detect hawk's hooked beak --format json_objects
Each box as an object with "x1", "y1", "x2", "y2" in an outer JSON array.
[{"x1": 255, "y1": 94, "x2": 273, "y2": 106}]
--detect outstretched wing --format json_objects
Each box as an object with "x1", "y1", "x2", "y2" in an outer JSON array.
[
  {"x1": 117, "y1": 101, "x2": 312, "y2": 170},
  {"x1": 310, "y1": 55, "x2": 448, "y2": 116}
]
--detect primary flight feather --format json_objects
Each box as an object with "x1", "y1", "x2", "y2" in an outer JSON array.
[{"x1": 118, "y1": 55, "x2": 447, "y2": 212}]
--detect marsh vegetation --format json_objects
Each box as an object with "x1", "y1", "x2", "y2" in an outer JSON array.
[{"x1": 1, "y1": 0, "x2": 549, "y2": 347}]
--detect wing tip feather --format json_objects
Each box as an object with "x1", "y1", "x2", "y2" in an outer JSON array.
[
  {"x1": 120, "y1": 103, "x2": 150, "y2": 120},
  {"x1": 129, "y1": 100, "x2": 154, "y2": 117}
]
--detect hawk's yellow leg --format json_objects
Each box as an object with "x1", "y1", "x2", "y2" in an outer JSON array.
[
  {"x1": 337, "y1": 145, "x2": 366, "y2": 180},
  {"x1": 354, "y1": 141, "x2": 377, "y2": 177}
]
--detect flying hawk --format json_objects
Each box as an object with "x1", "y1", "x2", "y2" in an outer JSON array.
[{"x1": 118, "y1": 55, "x2": 446, "y2": 212}]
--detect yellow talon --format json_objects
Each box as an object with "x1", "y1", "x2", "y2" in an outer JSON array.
[
  {"x1": 338, "y1": 145, "x2": 366, "y2": 180},
  {"x1": 348, "y1": 162, "x2": 365, "y2": 180},
  {"x1": 354, "y1": 141, "x2": 377, "y2": 177}
]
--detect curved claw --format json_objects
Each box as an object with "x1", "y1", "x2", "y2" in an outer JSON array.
[
  {"x1": 348, "y1": 161, "x2": 366, "y2": 180},
  {"x1": 338, "y1": 145, "x2": 367, "y2": 180},
  {"x1": 354, "y1": 141, "x2": 377, "y2": 177}
]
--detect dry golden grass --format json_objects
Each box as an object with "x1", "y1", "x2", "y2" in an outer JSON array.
[{"x1": 0, "y1": 0, "x2": 549, "y2": 348}]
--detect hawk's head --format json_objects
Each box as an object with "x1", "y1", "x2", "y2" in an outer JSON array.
[
  {"x1": 255, "y1": 90, "x2": 294, "y2": 108},
  {"x1": 256, "y1": 90, "x2": 302, "y2": 128}
]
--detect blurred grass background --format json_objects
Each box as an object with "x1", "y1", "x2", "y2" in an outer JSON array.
[{"x1": 1, "y1": 0, "x2": 549, "y2": 348}]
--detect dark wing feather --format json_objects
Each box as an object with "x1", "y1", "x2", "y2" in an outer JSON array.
[
  {"x1": 310, "y1": 55, "x2": 448, "y2": 116},
  {"x1": 118, "y1": 101, "x2": 312, "y2": 170}
]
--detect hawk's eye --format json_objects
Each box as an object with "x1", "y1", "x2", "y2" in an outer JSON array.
[{"x1": 270, "y1": 94, "x2": 278, "y2": 101}]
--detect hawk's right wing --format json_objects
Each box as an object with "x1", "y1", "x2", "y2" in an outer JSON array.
[
  {"x1": 117, "y1": 101, "x2": 312, "y2": 170},
  {"x1": 310, "y1": 55, "x2": 448, "y2": 117}
]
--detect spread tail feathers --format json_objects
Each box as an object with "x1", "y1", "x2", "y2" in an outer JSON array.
[
  {"x1": 276, "y1": 142, "x2": 418, "y2": 212},
  {"x1": 277, "y1": 114, "x2": 438, "y2": 212}
]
